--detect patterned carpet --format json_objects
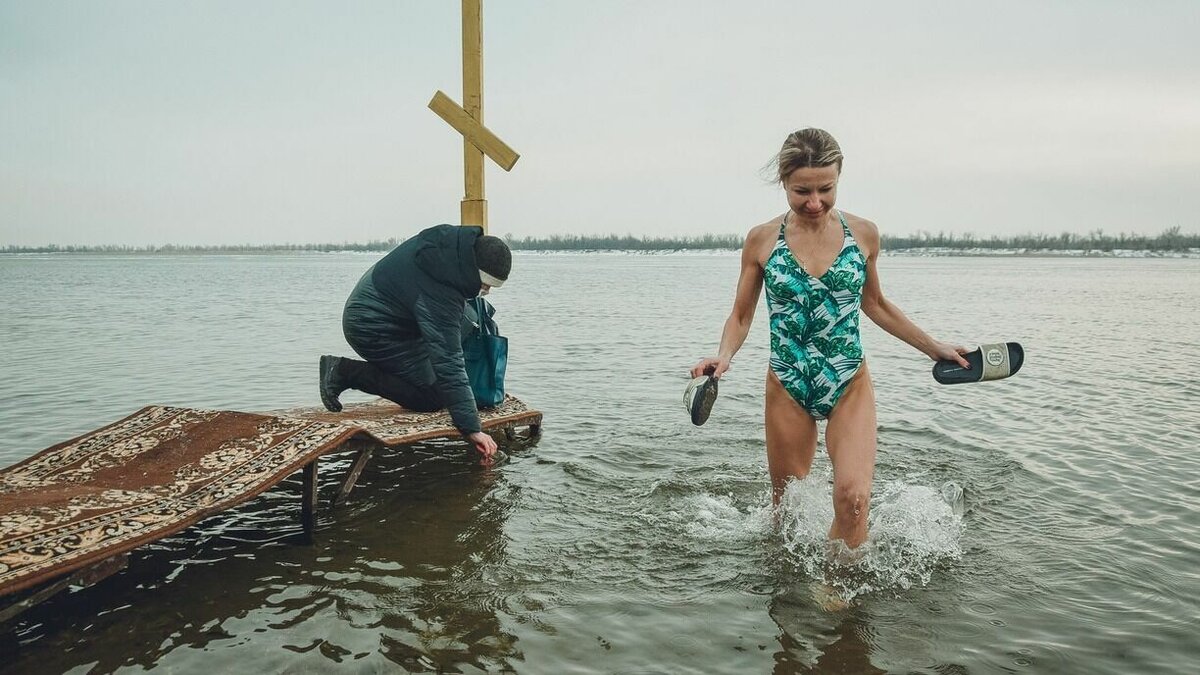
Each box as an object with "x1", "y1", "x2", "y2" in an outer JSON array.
[{"x1": 0, "y1": 396, "x2": 541, "y2": 597}]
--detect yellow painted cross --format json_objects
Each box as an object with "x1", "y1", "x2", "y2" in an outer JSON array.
[{"x1": 428, "y1": 0, "x2": 520, "y2": 232}]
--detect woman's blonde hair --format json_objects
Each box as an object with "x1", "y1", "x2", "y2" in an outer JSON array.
[{"x1": 771, "y1": 128, "x2": 843, "y2": 182}]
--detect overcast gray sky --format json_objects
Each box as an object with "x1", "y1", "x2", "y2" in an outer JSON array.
[{"x1": 2, "y1": 1, "x2": 1197, "y2": 246}]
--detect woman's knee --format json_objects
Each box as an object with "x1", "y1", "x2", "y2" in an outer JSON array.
[{"x1": 832, "y1": 482, "x2": 871, "y2": 522}]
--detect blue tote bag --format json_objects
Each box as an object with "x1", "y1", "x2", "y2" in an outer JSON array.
[{"x1": 462, "y1": 296, "x2": 508, "y2": 408}]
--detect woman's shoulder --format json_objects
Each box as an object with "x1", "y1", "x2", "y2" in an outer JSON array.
[
  {"x1": 745, "y1": 217, "x2": 782, "y2": 243},
  {"x1": 742, "y1": 219, "x2": 781, "y2": 253},
  {"x1": 839, "y1": 210, "x2": 880, "y2": 249},
  {"x1": 739, "y1": 218, "x2": 782, "y2": 266}
]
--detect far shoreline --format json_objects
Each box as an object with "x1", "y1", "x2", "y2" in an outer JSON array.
[
  {"x1": 4, "y1": 228, "x2": 1196, "y2": 257},
  {"x1": 2, "y1": 247, "x2": 1197, "y2": 259}
]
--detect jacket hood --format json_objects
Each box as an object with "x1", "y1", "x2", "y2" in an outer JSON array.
[{"x1": 414, "y1": 224, "x2": 484, "y2": 298}]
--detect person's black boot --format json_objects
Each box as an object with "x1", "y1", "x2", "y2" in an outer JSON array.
[
  {"x1": 331, "y1": 357, "x2": 444, "y2": 413},
  {"x1": 319, "y1": 355, "x2": 346, "y2": 412}
]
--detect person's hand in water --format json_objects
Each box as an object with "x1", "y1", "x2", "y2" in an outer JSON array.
[
  {"x1": 690, "y1": 357, "x2": 730, "y2": 380},
  {"x1": 467, "y1": 431, "x2": 497, "y2": 463},
  {"x1": 928, "y1": 341, "x2": 971, "y2": 368}
]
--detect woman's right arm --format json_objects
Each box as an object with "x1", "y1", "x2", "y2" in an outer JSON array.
[{"x1": 691, "y1": 227, "x2": 767, "y2": 379}]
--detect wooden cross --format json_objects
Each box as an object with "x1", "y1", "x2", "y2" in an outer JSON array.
[{"x1": 428, "y1": 0, "x2": 520, "y2": 233}]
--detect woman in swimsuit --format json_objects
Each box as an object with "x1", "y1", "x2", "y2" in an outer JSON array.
[{"x1": 690, "y1": 128, "x2": 970, "y2": 549}]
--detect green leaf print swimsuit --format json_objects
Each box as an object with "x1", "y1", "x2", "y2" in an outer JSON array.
[{"x1": 764, "y1": 210, "x2": 866, "y2": 420}]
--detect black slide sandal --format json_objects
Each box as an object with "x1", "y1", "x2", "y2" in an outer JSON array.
[
  {"x1": 684, "y1": 369, "x2": 719, "y2": 425},
  {"x1": 933, "y1": 342, "x2": 1024, "y2": 385}
]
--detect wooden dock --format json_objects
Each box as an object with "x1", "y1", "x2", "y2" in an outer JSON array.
[{"x1": 0, "y1": 395, "x2": 541, "y2": 622}]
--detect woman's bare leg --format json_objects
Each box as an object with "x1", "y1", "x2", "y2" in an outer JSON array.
[
  {"x1": 824, "y1": 363, "x2": 878, "y2": 549},
  {"x1": 765, "y1": 369, "x2": 818, "y2": 506}
]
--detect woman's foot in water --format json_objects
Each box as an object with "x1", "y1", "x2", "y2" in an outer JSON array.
[{"x1": 810, "y1": 582, "x2": 852, "y2": 612}]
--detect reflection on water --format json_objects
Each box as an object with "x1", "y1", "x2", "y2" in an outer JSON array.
[
  {"x1": 769, "y1": 587, "x2": 885, "y2": 675},
  {"x1": 1, "y1": 253, "x2": 1198, "y2": 673}
]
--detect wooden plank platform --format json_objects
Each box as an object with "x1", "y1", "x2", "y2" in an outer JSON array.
[{"x1": 0, "y1": 395, "x2": 541, "y2": 609}]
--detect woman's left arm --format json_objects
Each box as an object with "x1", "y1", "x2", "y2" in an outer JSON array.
[{"x1": 857, "y1": 220, "x2": 971, "y2": 368}]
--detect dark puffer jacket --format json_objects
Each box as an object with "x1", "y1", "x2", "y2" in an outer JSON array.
[{"x1": 343, "y1": 224, "x2": 484, "y2": 433}]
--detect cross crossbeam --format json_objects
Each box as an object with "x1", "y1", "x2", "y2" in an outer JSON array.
[{"x1": 428, "y1": 90, "x2": 519, "y2": 171}]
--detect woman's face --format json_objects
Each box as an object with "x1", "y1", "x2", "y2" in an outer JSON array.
[{"x1": 783, "y1": 165, "x2": 840, "y2": 222}]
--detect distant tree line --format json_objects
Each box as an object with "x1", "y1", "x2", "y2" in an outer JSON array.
[
  {"x1": 3, "y1": 227, "x2": 1195, "y2": 254},
  {"x1": 1, "y1": 239, "x2": 401, "y2": 254},
  {"x1": 502, "y1": 233, "x2": 745, "y2": 251},
  {"x1": 880, "y1": 226, "x2": 1197, "y2": 252},
  {"x1": 504, "y1": 226, "x2": 1197, "y2": 252}
]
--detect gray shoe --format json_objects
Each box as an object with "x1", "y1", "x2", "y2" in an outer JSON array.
[
  {"x1": 683, "y1": 374, "x2": 718, "y2": 426},
  {"x1": 319, "y1": 355, "x2": 344, "y2": 412}
]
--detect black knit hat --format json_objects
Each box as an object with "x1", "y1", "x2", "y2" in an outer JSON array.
[{"x1": 474, "y1": 235, "x2": 512, "y2": 287}]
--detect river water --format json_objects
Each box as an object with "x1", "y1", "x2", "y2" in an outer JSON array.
[{"x1": 1, "y1": 252, "x2": 1197, "y2": 674}]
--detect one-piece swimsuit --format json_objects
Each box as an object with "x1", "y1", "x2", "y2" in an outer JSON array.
[{"x1": 763, "y1": 210, "x2": 866, "y2": 419}]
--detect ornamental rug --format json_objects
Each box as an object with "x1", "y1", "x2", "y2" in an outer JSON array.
[
  {"x1": 273, "y1": 395, "x2": 540, "y2": 446},
  {"x1": 0, "y1": 396, "x2": 541, "y2": 597}
]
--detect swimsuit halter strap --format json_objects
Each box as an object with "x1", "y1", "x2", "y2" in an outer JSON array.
[{"x1": 836, "y1": 210, "x2": 852, "y2": 245}]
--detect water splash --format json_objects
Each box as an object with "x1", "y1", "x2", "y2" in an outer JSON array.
[
  {"x1": 678, "y1": 493, "x2": 768, "y2": 541},
  {"x1": 777, "y1": 468, "x2": 965, "y2": 602}
]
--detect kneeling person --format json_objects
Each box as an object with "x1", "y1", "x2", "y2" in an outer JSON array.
[{"x1": 319, "y1": 224, "x2": 512, "y2": 459}]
